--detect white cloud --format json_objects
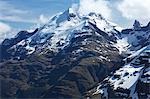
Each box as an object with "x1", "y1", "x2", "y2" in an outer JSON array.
[
  {"x1": 0, "y1": 0, "x2": 37, "y2": 23},
  {"x1": 0, "y1": 16, "x2": 37, "y2": 24},
  {"x1": 39, "y1": 14, "x2": 49, "y2": 24},
  {"x1": 0, "y1": 0, "x2": 28, "y2": 15},
  {"x1": 78, "y1": 0, "x2": 112, "y2": 19},
  {"x1": 0, "y1": 22, "x2": 13, "y2": 43},
  {"x1": 118, "y1": 0, "x2": 150, "y2": 22}
]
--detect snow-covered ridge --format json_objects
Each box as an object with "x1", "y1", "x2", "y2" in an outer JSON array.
[
  {"x1": 88, "y1": 44, "x2": 150, "y2": 99},
  {"x1": 8, "y1": 7, "x2": 122, "y2": 55}
]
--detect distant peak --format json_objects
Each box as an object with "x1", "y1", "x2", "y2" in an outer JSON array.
[{"x1": 133, "y1": 20, "x2": 141, "y2": 30}]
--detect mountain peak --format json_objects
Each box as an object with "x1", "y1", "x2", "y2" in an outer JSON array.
[
  {"x1": 133, "y1": 20, "x2": 141, "y2": 30},
  {"x1": 0, "y1": 5, "x2": 150, "y2": 99}
]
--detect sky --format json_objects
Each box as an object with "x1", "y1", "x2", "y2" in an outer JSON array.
[{"x1": 0, "y1": 0, "x2": 150, "y2": 42}]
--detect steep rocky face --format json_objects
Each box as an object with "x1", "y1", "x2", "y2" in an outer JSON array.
[
  {"x1": 41, "y1": 24, "x2": 122, "y2": 98},
  {"x1": 85, "y1": 22, "x2": 150, "y2": 99}
]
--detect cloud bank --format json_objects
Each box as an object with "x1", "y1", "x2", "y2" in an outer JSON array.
[
  {"x1": 118, "y1": 0, "x2": 150, "y2": 22},
  {"x1": 78, "y1": 0, "x2": 111, "y2": 19}
]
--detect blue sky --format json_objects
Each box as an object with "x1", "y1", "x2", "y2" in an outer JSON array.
[
  {"x1": 0, "y1": 0, "x2": 150, "y2": 42},
  {"x1": 0, "y1": 0, "x2": 79, "y2": 29}
]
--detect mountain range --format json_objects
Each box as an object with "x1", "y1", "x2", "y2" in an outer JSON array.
[{"x1": 0, "y1": 7, "x2": 149, "y2": 99}]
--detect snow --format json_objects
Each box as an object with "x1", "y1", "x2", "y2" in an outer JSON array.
[
  {"x1": 114, "y1": 24, "x2": 150, "y2": 54},
  {"x1": 98, "y1": 56, "x2": 108, "y2": 61},
  {"x1": 109, "y1": 64, "x2": 144, "y2": 90},
  {"x1": 93, "y1": 87, "x2": 108, "y2": 99},
  {"x1": 43, "y1": 11, "x2": 121, "y2": 51},
  {"x1": 127, "y1": 46, "x2": 148, "y2": 59},
  {"x1": 48, "y1": 19, "x2": 81, "y2": 50},
  {"x1": 115, "y1": 37, "x2": 130, "y2": 54},
  {"x1": 8, "y1": 7, "x2": 124, "y2": 55},
  {"x1": 27, "y1": 29, "x2": 35, "y2": 33},
  {"x1": 94, "y1": 18, "x2": 120, "y2": 33},
  {"x1": 25, "y1": 45, "x2": 35, "y2": 55},
  {"x1": 97, "y1": 45, "x2": 149, "y2": 97},
  {"x1": 114, "y1": 26, "x2": 123, "y2": 32},
  {"x1": 16, "y1": 40, "x2": 26, "y2": 46},
  {"x1": 102, "y1": 45, "x2": 149, "y2": 97},
  {"x1": 92, "y1": 85, "x2": 102, "y2": 95}
]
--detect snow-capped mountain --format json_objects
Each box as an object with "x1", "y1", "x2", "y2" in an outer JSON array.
[
  {"x1": 1, "y1": 7, "x2": 122, "y2": 61},
  {"x1": 0, "y1": 7, "x2": 149, "y2": 99}
]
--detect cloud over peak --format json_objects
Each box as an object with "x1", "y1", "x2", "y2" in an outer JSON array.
[{"x1": 78, "y1": 0, "x2": 111, "y2": 19}]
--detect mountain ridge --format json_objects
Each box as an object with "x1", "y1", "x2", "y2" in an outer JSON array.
[{"x1": 0, "y1": 8, "x2": 149, "y2": 99}]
